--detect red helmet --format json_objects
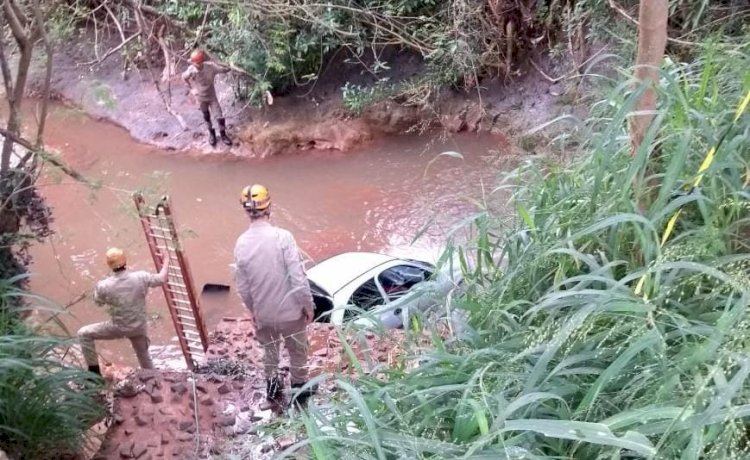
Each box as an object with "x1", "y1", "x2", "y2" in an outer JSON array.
[{"x1": 190, "y1": 49, "x2": 205, "y2": 65}]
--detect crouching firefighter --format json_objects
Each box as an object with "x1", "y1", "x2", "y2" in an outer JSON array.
[
  {"x1": 78, "y1": 248, "x2": 170, "y2": 375},
  {"x1": 181, "y1": 49, "x2": 232, "y2": 147},
  {"x1": 233, "y1": 184, "x2": 317, "y2": 409}
]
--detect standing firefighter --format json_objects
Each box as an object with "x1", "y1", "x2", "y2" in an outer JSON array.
[
  {"x1": 78, "y1": 248, "x2": 170, "y2": 375},
  {"x1": 182, "y1": 49, "x2": 232, "y2": 147},
  {"x1": 233, "y1": 184, "x2": 316, "y2": 408}
]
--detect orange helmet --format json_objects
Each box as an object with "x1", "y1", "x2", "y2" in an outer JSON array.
[
  {"x1": 190, "y1": 49, "x2": 205, "y2": 65},
  {"x1": 105, "y1": 247, "x2": 127, "y2": 270},
  {"x1": 240, "y1": 184, "x2": 271, "y2": 215}
]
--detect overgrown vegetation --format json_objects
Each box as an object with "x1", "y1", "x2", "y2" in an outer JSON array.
[
  {"x1": 0, "y1": 280, "x2": 105, "y2": 459},
  {"x1": 80, "y1": 0, "x2": 749, "y2": 108},
  {"x1": 282, "y1": 33, "x2": 750, "y2": 458},
  {"x1": 0, "y1": 3, "x2": 105, "y2": 458}
]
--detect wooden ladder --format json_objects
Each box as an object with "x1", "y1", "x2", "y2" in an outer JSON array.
[{"x1": 134, "y1": 193, "x2": 208, "y2": 370}]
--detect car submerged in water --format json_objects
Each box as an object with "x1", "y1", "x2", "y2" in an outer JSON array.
[{"x1": 306, "y1": 252, "x2": 461, "y2": 329}]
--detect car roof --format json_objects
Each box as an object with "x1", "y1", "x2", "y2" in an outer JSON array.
[{"x1": 307, "y1": 252, "x2": 397, "y2": 296}]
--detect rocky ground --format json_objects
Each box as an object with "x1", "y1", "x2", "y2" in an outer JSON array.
[
  {"x1": 28, "y1": 34, "x2": 589, "y2": 158},
  {"x1": 91, "y1": 318, "x2": 405, "y2": 459}
]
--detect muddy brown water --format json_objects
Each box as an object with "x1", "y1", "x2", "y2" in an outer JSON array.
[{"x1": 27, "y1": 103, "x2": 514, "y2": 367}]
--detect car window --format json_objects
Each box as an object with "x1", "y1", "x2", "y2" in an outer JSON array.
[
  {"x1": 346, "y1": 278, "x2": 385, "y2": 320},
  {"x1": 378, "y1": 265, "x2": 433, "y2": 301}
]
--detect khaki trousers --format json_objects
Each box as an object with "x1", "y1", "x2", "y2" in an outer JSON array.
[
  {"x1": 256, "y1": 317, "x2": 309, "y2": 385},
  {"x1": 198, "y1": 94, "x2": 223, "y2": 122},
  {"x1": 78, "y1": 321, "x2": 154, "y2": 369}
]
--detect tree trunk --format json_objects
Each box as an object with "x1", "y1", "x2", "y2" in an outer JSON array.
[
  {"x1": 0, "y1": 0, "x2": 34, "y2": 173},
  {"x1": 629, "y1": 0, "x2": 669, "y2": 155}
]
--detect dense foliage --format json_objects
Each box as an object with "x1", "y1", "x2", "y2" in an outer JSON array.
[
  {"x1": 288, "y1": 34, "x2": 750, "y2": 458},
  {"x1": 147, "y1": 0, "x2": 749, "y2": 105}
]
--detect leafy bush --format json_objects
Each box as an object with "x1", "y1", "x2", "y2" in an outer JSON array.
[{"x1": 284, "y1": 35, "x2": 750, "y2": 458}]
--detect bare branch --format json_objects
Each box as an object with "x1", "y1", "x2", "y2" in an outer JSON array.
[
  {"x1": 32, "y1": 0, "x2": 52, "y2": 150},
  {"x1": 8, "y1": 0, "x2": 28, "y2": 30},
  {"x1": 156, "y1": 24, "x2": 174, "y2": 82},
  {"x1": 1, "y1": 0, "x2": 33, "y2": 173},
  {"x1": 0, "y1": 128, "x2": 92, "y2": 186},
  {"x1": 80, "y1": 33, "x2": 138, "y2": 66},
  {"x1": 3, "y1": 1, "x2": 29, "y2": 51},
  {"x1": 0, "y1": 19, "x2": 14, "y2": 98},
  {"x1": 192, "y1": 4, "x2": 211, "y2": 49},
  {"x1": 103, "y1": 1, "x2": 127, "y2": 43},
  {"x1": 607, "y1": 0, "x2": 697, "y2": 46}
]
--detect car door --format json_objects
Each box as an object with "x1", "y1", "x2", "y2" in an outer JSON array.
[
  {"x1": 374, "y1": 264, "x2": 434, "y2": 328},
  {"x1": 344, "y1": 277, "x2": 387, "y2": 322}
]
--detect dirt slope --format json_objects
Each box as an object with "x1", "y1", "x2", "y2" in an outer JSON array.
[{"x1": 94, "y1": 318, "x2": 404, "y2": 459}]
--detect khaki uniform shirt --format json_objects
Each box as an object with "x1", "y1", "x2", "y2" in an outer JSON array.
[
  {"x1": 233, "y1": 220, "x2": 314, "y2": 326},
  {"x1": 181, "y1": 62, "x2": 227, "y2": 102},
  {"x1": 94, "y1": 270, "x2": 163, "y2": 331}
]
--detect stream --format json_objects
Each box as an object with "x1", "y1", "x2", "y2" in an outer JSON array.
[{"x1": 28, "y1": 103, "x2": 515, "y2": 367}]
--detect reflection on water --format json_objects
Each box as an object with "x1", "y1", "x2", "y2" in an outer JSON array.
[{"x1": 30, "y1": 103, "x2": 515, "y2": 366}]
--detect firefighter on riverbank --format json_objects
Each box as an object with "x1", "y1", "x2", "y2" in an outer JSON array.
[
  {"x1": 182, "y1": 49, "x2": 232, "y2": 147},
  {"x1": 78, "y1": 248, "x2": 170, "y2": 376},
  {"x1": 233, "y1": 184, "x2": 316, "y2": 408}
]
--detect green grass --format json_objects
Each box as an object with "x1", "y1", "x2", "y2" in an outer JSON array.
[
  {"x1": 0, "y1": 278, "x2": 105, "y2": 459},
  {"x1": 278, "y1": 34, "x2": 750, "y2": 459}
]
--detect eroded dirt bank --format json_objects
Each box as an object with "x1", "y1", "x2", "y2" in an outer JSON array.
[
  {"x1": 93, "y1": 318, "x2": 408, "y2": 459},
  {"x1": 30, "y1": 39, "x2": 581, "y2": 157}
]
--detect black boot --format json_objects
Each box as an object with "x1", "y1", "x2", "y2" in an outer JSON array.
[
  {"x1": 290, "y1": 382, "x2": 317, "y2": 409},
  {"x1": 83, "y1": 365, "x2": 103, "y2": 386},
  {"x1": 208, "y1": 128, "x2": 217, "y2": 147},
  {"x1": 217, "y1": 118, "x2": 232, "y2": 146},
  {"x1": 266, "y1": 376, "x2": 283, "y2": 404}
]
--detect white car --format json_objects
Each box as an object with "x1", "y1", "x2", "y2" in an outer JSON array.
[{"x1": 306, "y1": 252, "x2": 461, "y2": 329}]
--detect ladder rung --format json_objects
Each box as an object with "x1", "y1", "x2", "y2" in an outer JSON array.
[{"x1": 137, "y1": 198, "x2": 210, "y2": 363}]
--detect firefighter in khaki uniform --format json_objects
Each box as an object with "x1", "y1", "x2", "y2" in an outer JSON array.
[
  {"x1": 78, "y1": 248, "x2": 170, "y2": 375},
  {"x1": 233, "y1": 184, "x2": 317, "y2": 408},
  {"x1": 181, "y1": 49, "x2": 232, "y2": 147}
]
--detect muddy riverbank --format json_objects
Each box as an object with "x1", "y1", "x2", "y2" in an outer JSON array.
[{"x1": 29, "y1": 38, "x2": 584, "y2": 157}]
